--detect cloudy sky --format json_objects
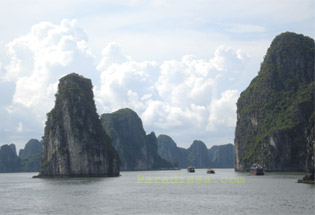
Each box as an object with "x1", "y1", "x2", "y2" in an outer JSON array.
[{"x1": 0, "y1": 0, "x2": 314, "y2": 151}]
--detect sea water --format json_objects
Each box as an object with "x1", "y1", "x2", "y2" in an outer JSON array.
[{"x1": 0, "y1": 169, "x2": 314, "y2": 215}]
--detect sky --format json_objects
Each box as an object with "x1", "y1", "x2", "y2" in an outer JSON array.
[{"x1": 0, "y1": 0, "x2": 314, "y2": 152}]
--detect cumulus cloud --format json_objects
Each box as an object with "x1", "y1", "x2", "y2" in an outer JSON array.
[
  {"x1": 97, "y1": 42, "x2": 128, "y2": 71},
  {"x1": 96, "y1": 43, "x2": 248, "y2": 145},
  {"x1": 207, "y1": 90, "x2": 240, "y2": 131},
  {"x1": 210, "y1": 46, "x2": 248, "y2": 72},
  {"x1": 4, "y1": 19, "x2": 96, "y2": 117},
  {"x1": 1, "y1": 19, "x2": 249, "y2": 148},
  {"x1": 1, "y1": 19, "x2": 98, "y2": 149},
  {"x1": 95, "y1": 42, "x2": 159, "y2": 113}
]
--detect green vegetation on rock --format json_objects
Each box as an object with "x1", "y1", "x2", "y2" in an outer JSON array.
[
  {"x1": 235, "y1": 32, "x2": 315, "y2": 171},
  {"x1": 38, "y1": 73, "x2": 120, "y2": 177}
]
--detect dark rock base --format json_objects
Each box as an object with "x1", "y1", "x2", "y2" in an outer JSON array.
[
  {"x1": 297, "y1": 179, "x2": 315, "y2": 184},
  {"x1": 33, "y1": 173, "x2": 120, "y2": 178}
]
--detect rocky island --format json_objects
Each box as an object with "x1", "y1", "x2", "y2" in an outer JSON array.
[
  {"x1": 0, "y1": 140, "x2": 42, "y2": 173},
  {"x1": 19, "y1": 139, "x2": 42, "y2": 172},
  {"x1": 157, "y1": 134, "x2": 235, "y2": 168},
  {"x1": 300, "y1": 116, "x2": 315, "y2": 184},
  {"x1": 0, "y1": 144, "x2": 21, "y2": 173},
  {"x1": 35, "y1": 73, "x2": 120, "y2": 177},
  {"x1": 100, "y1": 108, "x2": 175, "y2": 171},
  {"x1": 235, "y1": 32, "x2": 314, "y2": 171}
]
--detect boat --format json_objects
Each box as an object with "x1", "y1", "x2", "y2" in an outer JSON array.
[
  {"x1": 250, "y1": 163, "x2": 264, "y2": 175},
  {"x1": 187, "y1": 166, "x2": 195, "y2": 173},
  {"x1": 207, "y1": 168, "x2": 215, "y2": 174}
]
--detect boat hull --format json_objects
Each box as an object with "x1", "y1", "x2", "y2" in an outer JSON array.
[
  {"x1": 207, "y1": 169, "x2": 215, "y2": 174},
  {"x1": 187, "y1": 166, "x2": 195, "y2": 173},
  {"x1": 250, "y1": 169, "x2": 264, "y2": 175}
]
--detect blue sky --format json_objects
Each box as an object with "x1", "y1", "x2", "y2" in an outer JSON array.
[{"x1": 0, "y1": 0, "x2": 314, "y2": 151}]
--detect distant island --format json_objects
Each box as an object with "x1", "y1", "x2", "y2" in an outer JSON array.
[
  {"x1": 0, "y1": 139, "x2": 41, "y2": 173},
  {"x1": 101, "y1": 108, "x2": 176, "y2": 171},
  {"x1": 157, "y1": 134, "x2": 235, "y2": 168},
  {"x1": 1, "y1": 107, "x2": 235, "y2": 173}
]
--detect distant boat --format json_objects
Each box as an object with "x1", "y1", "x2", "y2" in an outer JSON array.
[
  {"x1": 250, "y1": 163, "x2": 264, "y2": 175},
  {"x1": 207, "y1": 168, "x2": 215, "y2": 174},
  {"x1": 187, "y1": 166, "x2": 195, "y2": 173}
]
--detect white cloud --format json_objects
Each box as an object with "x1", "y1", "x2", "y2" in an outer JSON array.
[
  {"x1": 1, "y1": 19, "x2": 99, "y2": 150},
  {"x1": 4, "y1": 19, "x2": 96, "y2": 118},
  {"x1": 0, "y1": 1, "x2": 313, "y2": 150},
  {"x1": 2, "y1": 19, "x2": 250, "y2": 149},
  {"x1": 97, "y1": 42, "x2": 128, "y2": 71},
  {"x1": 207, "y1": 90, "x2": 240, "y2": 131},
  {"x1": 210, "y1": 46, "x2": 248, "y2": 72},
  {"x1": 96, "y1": 43, "x2": 159, "y2": 113},
  {"x1": 96, "y1": 42, "x2": 248, "y2": 146}
]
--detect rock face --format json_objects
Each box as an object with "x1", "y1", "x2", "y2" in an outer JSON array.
[
  {"x1": 187, "y1": 140, "x2": 210, "y2": 168},
  {"x1": 235, "y1": 32, "x2": 314, "y2": 171},
  {"x1": 303, "y1": 116, "x2": 315, "y2": 182},
  {"x1": 157, "y1": 135, "x2": 189, "y2": 167},
  {"x1": 208, "y1": 144, "x2": 235, "y2": 168},
  {"x1": 100, "y1": 108, "x2": 175, "y2": 171},
  {"x1": 19, "y1": 139, "x2": 42, "y2": 159},
  {"x1": 157, "y1": 134, "x2": 235, "y2": 168},
  {"x1": 19, "y1": 139, "x2": 42, "y2": 172},
  {"x1": 0, "y1": 144, "x2": 21, "y2": 173},
  {"x1": 38, "y1": 73, "x2": 120, "y2": 177},
  {"x1": 0, "y1": 140, "x2": 42, "y2": 173}
]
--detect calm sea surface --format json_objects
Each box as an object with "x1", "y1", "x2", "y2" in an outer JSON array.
[{"x1": 0, "y1": 169, "x2": 314, "y2": 215}]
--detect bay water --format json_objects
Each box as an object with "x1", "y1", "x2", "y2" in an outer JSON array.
[{"x1": 0, "y1": 169, "x2": 314, "y2": 215}]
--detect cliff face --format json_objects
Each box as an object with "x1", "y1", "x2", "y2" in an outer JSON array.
[
  {"x1": 0, "y1": 144, "x2": 21, "y2": 173},
  {"x1": 157, "y1": 135, "x2": 189, "y2": 167},
  {"x1": 235, "y1": 32, "x2": 314, "y2": 171},
  {"x1": 157, "y1": 134, "x2": 235, "y2": 168},
  {"x1": 187, "y1": 140, "x2": 210, "y2": 168},
  {"x1": 19, "y1": 139, "x2": 42, "y2": 159},
  {"x1": 303, "y1": 116, "x2": 315, "y2": 182},
  {"x1": 19, "y1": 139, "x2": 42, "y2": 172},
  {"x1": 0, "y1": 140, "x2": 42, "y2": 173},
  {"x1": 100, "y1": 108, "x2": 175, "y2": 171},
  {"x1": 38, "y1": 73, "x2": 120, "y2": 177},
  {"x1": 208, "y1": 144, "x2": 235, "y2": 168}
]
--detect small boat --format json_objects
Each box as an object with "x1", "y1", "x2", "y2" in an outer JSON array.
[
  {"x1": 250, "y1": 163, "x2": 264, "y2": 175},
  {"x1": 187, "y1": 166, "x2": 195, "y2": 173},
  {"x1": 207, "y1": 168, "x2": 215, "y2": 174}
]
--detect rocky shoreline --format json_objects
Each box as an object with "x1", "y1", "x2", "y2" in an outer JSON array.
[
  {"x1": 297, "y1": 179, "x2": 315, "y2": 185},
  {"x1": 33, "y1": 173, "x2": 120, "y2": 178}
]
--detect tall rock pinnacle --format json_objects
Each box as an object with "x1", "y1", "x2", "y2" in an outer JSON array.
[{"x1": 36, "y1": 73, "x2": 120, "y2": 177}]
